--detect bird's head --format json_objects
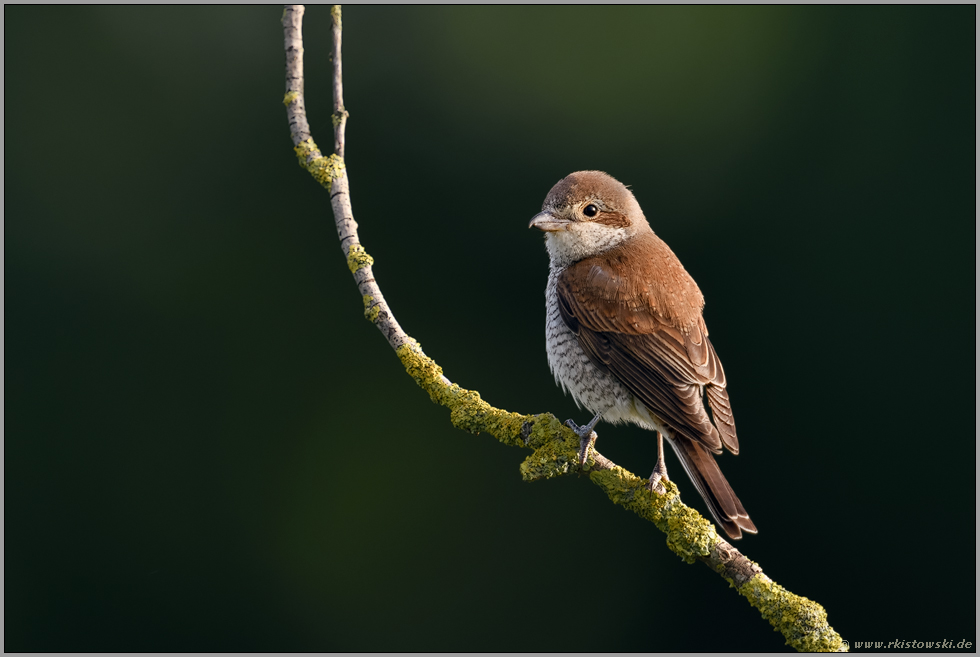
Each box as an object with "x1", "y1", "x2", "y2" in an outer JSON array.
[{"x1": 529, "y1": 170, "x2": 650, "y2": 267}]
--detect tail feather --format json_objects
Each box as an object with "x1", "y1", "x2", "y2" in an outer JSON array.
[
  {"x1": 668, "y1": 436, "x2": 757, "y2": 540},
  {"x1": 705, "y1": 384, "x2": 738, "y2": 454}
]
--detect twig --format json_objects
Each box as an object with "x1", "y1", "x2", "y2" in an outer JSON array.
[
  {"x1": 283, "y1": 5, "x2": 414, "y2": 357},
  {"x1": 281, "y1": 5, "x2": 846, "y2": 652}
]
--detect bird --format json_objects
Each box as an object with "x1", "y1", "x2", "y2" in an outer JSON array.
[{"x1": 529, "y1": 170, "x2": 757, "y2": 540}]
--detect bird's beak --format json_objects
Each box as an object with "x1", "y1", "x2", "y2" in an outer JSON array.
[{"x1": 529, "y1": 212, "x2": 569, "y2": 232}]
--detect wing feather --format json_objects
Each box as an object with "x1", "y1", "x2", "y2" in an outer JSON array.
[{"x1": 556, "y1": 239, "x2": 738, "y2": 454}]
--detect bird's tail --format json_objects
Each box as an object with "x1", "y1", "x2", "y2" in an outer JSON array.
[{"x1": 668, "y1": 437, "x2": 757, "y2": 540}]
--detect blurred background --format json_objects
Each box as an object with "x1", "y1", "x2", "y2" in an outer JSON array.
[{"x1": 6, "y1": 5, "x2": 975, "y2": 652}]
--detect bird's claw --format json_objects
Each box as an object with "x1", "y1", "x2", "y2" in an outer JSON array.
[
  {"x1": 646, "y1": 460, "x2": 670, "y2": 495},
  {"x1": 646, "y1": 473, "x2": 667, "y2": 495},
  {"x1": 565, "y1": 418, "x2": 599, "y2": 469}
]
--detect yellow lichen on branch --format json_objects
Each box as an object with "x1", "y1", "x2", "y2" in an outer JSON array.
[
  {"x1": 738, "y1": 577, "x2": 843, "y2": 652},
  {"x1": 588, "y1": 466, "x2": 719, "y2": 563},
  {"x1": 362, "y1": 295, "x2": 379, "y2": 322},
  {"x1": 294, "y1": 137, "x2": 345, "y2": 190},
  {"x1": 517, "y1": 419, "x2": 580, "y2": 480},
  {"x1": 393, "y1": 332, "x2": 720, "y2": 567},
  {"x1": 347, "y1": 244, "x2": 374, "y2": 274},
  {"x1": 392, "y1": 336, "x2": 844, "y2": 651},
  {"x1": 395, "y1": 340, "x2": 532, "y2": 448},
  {"x1": 391, "y1": 334, "x2": 844, "y2": 651}
]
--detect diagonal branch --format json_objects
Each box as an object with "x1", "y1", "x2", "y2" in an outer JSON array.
[{"x1": 281, "y1": 5, "x2": 846, "y2": 652}]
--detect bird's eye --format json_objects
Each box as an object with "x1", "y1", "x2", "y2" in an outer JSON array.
[{"x1": 583, "y1": 204, "x2": 599, "y2": 218}]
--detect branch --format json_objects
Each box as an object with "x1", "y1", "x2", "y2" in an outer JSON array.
[
  {"x1": 281, "y1": 5, "x2": 846, "y2": 652},
  {"x1": 283, "y1": 5, "x2": 404, "y2": 349}
]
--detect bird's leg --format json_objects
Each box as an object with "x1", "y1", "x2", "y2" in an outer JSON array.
[
  {"x1": 646, "y1": 431, "x2": 670, "y2": 495},
  {"x1": 565, "y1": 411, "x2": 603, "y2": 469}
]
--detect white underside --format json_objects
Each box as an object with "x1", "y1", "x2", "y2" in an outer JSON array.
[{"x1": 544, "y1": 266, "x2": 674, "y2": 441}]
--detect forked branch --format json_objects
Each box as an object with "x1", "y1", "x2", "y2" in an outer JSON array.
[{"x1": 281, "y1": 5, "x2": 845, "y2": 652}]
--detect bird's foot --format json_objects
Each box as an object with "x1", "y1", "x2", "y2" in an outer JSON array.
[
  {"x1": 565, "y1": 413, "x2": 602, "y2": 469},
  {"x1": 646, "y1": 457, "x2": 670, "y2": 495}
]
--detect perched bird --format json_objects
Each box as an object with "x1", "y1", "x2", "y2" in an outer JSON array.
[{"x1": 529, "y1": 170, "x2": 757, "y2": 540}]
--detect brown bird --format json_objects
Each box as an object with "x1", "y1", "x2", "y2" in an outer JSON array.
[{"x1": 529, "y1": 170, "x2": 757, "y2": 540}]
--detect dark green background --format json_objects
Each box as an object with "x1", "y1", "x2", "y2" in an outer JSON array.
[{"x1": 6, "y1": 6, "x2": 975, "y2": 652}]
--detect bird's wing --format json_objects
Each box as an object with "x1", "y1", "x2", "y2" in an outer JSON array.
[{"x1": 556, "y1": 245, "x2": 738, "y2": 454}]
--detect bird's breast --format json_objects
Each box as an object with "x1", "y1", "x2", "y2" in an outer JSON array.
[{"x1": 544, "y1": 267, "x2": 638, "y2": 422}]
